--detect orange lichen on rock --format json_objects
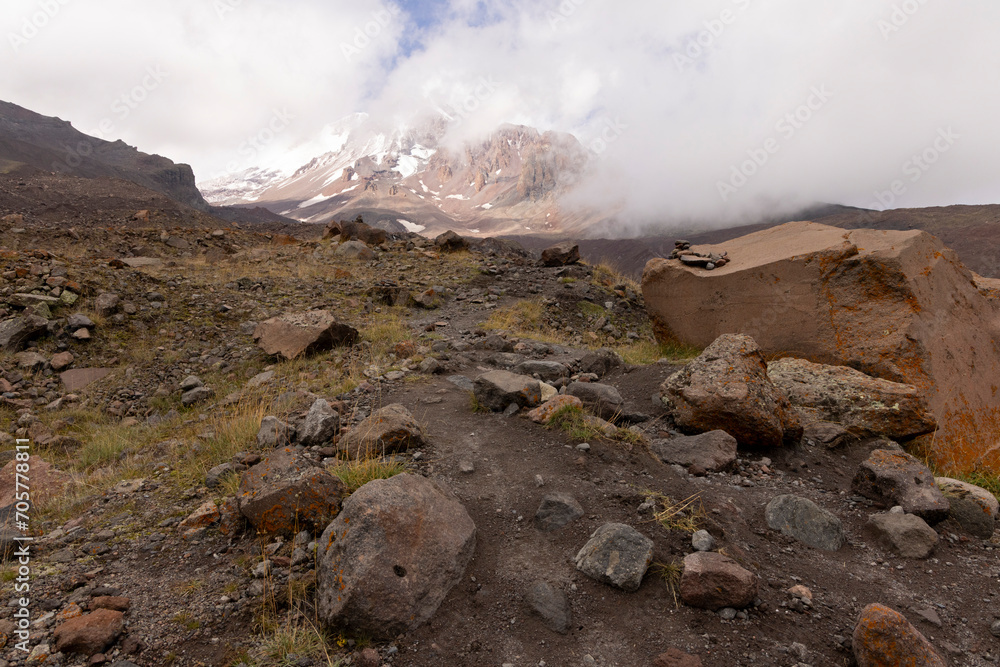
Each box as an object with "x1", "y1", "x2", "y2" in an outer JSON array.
[{"x1": 852, "y1": 603, "x2": 945, "y2": 667}]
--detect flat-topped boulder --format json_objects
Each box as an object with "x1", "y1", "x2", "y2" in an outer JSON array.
[
  {"x1": 643, "y1": 221, "x2": 1000, "y2": 470},
  {"x1": 253, "y1": 310, "x2": 359, "y2": 360}
]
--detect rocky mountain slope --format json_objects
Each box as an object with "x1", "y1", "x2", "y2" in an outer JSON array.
[
  {"x1": 199, "y1": 115, "x2": 603, "y2": 238},
  {"x1": 0, "y1": 209, "x2": 999, "y2": 667}
]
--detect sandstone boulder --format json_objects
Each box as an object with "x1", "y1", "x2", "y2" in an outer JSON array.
[
  {"x1": 649, "y1": 431, "x2": 737, "y2": 475},
  {"x1": 853, "y1": 450, "x2": 950, "y2": 523},
  {"x1": 642, "y1": 221, "x2": 1000, "y2": 470},
  {"x1": 853, "y1": 603, "x2": 945, "y2": 667},
  {"x1": 659, "y1": 334, "x2": 801, "y2": 448},
  {"x1": 679, "y1": 552, "x2": 757, "y2": 610},
  {"x1": 540, "y1": 242, "x2": 580, "y2": 267},
  {"x1": 253, "y1": 310, "x2": 359, "y2": 360},
  {"x1": 316, "y1": 474, "x2": 476, "y2": 639},
  {"x1": 768, "y1": 357, "x2": 936, "y2": 441},
  {"x1": 338, "y1": 404, "x2": 424, "y2": 459},
  {"x1": 238, "y1": 447, "x2": 347, "y2": 535}
]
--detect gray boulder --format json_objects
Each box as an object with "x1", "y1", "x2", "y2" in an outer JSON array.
[
  {"x1": 257, "y1": 416, "x2": 295, "y2": 449},
  {"x1": 574, "y1": 523, "x2": 653, "y2": 592},
  {"x1": 298, "y1": 399, "x2": 340, "y2": 447},
  {"x1": 578, "y1": 348, "x2": 623, "y2": 378},
  {"x1": 473, "y1": 370, "x2": 542, "y2": 412},
  {"x1": 765, "y1": 495, "x2": 845, "y2": 551},
  {"x1": 946, "y1": 496, "x2": 995, "y2": 539},
  {"x1": 0, "y1": 314, "x2": 48, "y2": 352},
  {"x1": 853, "y1": 450, "x2": 949, "y2": 523},
  {"x1": 566, "y1": 382, "x2": 625, "y2": 421},
  {"x1": 317, "y1": 474, "x2": 476, "y2": 639},
  {"x1": 534, "y1": 493, "x2": 584, "y2": 532},
  {"x1": 526, "y1": 581, "x2": 572, "y2": 634},
  {"x1": 513, "y1": 360, "x2": 570, "y2": 382},
  {"x1": 866, "y1": 512, "x2": 938, "y2": 559}
]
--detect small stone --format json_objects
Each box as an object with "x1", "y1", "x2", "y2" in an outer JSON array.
[{"x1": 691, "y1": 530, "x2": 715, "y2": 552}]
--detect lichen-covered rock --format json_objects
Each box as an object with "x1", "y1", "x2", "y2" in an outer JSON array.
[
  {"x1": 852, "y1": 603, "x2": 945, "y2": 666},
  {"x1": 659, "y1": 334, "x2": 801, "y2": 448},
  {"x1": 238, "y1": 448, "x2": 347, "y2": 535},
  {"x1": 767, "y1": 357, "x2": 936, "y2": 441}
]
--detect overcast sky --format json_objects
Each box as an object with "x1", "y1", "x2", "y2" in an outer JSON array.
[{"x1": 3, "y1": 0, "x2": 999, "y2": 227}]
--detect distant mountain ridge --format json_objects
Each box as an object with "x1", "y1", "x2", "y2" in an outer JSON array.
[{"x1": 199, "y1": 114, "x2": 608, "y2": 237}]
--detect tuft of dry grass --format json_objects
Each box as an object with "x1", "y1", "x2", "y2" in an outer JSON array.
[
  {"x1": 650, "y1": 561, "x2": 683, "y2": 608},
  {"x1": 329, "y1": 457, "x2": 406, "y2": 493},
  {"x1": 645, "y1": 491, "x2": 705, "y2": 533}
]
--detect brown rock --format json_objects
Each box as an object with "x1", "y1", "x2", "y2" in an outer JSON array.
[
  {"x1": 642, "y1": 220, "x2": 1000, "y2": 471},
  {"x1": 650, "y1": 430, "x2": 737, "y2": 474},
  {"x1": 659, "y1": 334, "x2": 801, "y2": 448},
  {"x1": 541, "y1": 242, "x2": 580, "y2": 267},
  {"x1": 653, "y1": 649, "x2": 704, "y2": 667},
  {"x1": 679, "y1": 552, "x2": 757, "y2": 610},
  {"x1": 356, "y1": 647, "x2": 381, "y2": 667},
  {"x1": 853, "y1": 450, "x2": 950, "y2": 523},
  {"x1": 217, "y1": 497, "x2": 245, "y2": 537},
  {"x1": 317, "y1": 474, "x2": 476, "y2": 639},
  {"x1": 253, "y1": 310, "x2": 359, "y2": 360},
  {"x1": 322, "y1": 220, "x2": 342, "y2": 240},
  {"x1": 50, "y1": 351, "x2": 75, "y2": 371},
  {"x1": 768, "y1": 357, "x2": 936, "y2": 441},
  {"x1": 239, "y1": 447, "x2": 347, "y2": 535},
  {"x1": 53, "y1": 609, "x2": 124, "y2": 655},
  {"x1": 853, "y1": 603, "x2": 945, "y2": 667},
  {"x1": 0, "y1": 458, "x2": 69, "y2": 509},
  {"x1": 340, "y1": 218, "x2": 388, "y2": 246},
  {"x1": 90, "y1": 597, "x2": 130, "y2": 612},
  {"x1": 60, "y1": 368, "x2": 113, "y2": 392},
  {"x1": 178, "y1": 500, "x2": 220, "y2": 531},
  {"x1": 527, "y1": 395, "x2": 584, "y2": 424},
  {"x1": 434, "y1": 230, "x2": 470, "y2": 252},
  {"x1": 338, "y1": 404, "x2": 424, "y2": 459}
]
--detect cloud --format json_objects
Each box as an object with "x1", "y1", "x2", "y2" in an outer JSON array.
[{"x1": 3, "y1": 0, "x2": 999, "y2": 230}]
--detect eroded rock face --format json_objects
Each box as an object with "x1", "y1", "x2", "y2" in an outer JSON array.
[
  {"x1": 852, "y1": 603, "x2": 945, "y2": 667},
  {"x1": 853, "y1": 450, "x2": 950, "y2": 524},
  {"x1": 642, "y1": 221, "x2": 1000, "y2": 470},
  {"x1": 767, "y1": 358, "x2": 936, "y2": 441},
  {"x1": 659, "y1": 334, "x2": 801, "y2": 448},
  {"x1": 316, "y1": 474, "x2": 476, "y2": 639},
  {"x1": 253, "y1": 310, "x2": 359, "y2": 360},
  {"x1": 238, "y1": 448, "x2": 347, "y2": 535}
]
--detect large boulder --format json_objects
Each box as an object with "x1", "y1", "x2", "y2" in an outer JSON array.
[
  {"x1": 853, "y1": 603, "x2": 945, "y2": 666},
  {"x1": 473, "y1": 371, "x2": 542, "y2": 412},
  {"x1": 316, "y1": 474, "x2": 476, "y2": 639},
  {"x1": 649, "y1": 431, "x2": 737, "y2": 474},
  {"x1": 253, "y1": 310, "x2": 359, "y2": 360},
  {"x1": 768, "y1": 357, "x2": 936, "y2": 441},
  {"x1": 434, "y1": 230, "x2": 469, "y2": 252},
  {"x1": 238, "y1": 447, "x2": 347, "y2": 535},
  {"x1": 337, "y1": 404, "x2": 424, "y2": 459},
  {"x1": 935, "y1": 477, "x2": 999, "y2": 518},
  {"x1": 765, "y1": 495, "x2": 845, "y2": 551},
  {"x1": 853, "y1": 450, "x2": 950, "y2": 524},
  {"x1": 340, "y1": 218, "x2": 388, "y2": 246},
  {"x1": 642, "y1": 221, "x2": 1000, "y2": 470},
  {"x1": 0, "y1": 314, "x2": 48, "y2": 351},
  {"x1": 659, "y1": 334, "x2": 801, "y2": 448},
  {"x1": 679, "y1": 552, "x2": 758, "y2": 610}
]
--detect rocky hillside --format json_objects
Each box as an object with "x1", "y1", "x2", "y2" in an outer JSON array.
[
  {"x1": 0, "y1": 216, "x2": 999, "y2": 667},
  {"x1": 200, "y1": 116, "x2": 601, "y2": 238}
]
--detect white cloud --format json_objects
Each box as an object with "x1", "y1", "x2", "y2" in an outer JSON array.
[{"x1": 3, "y1": 0, "x2": 999, "y2": 229}]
